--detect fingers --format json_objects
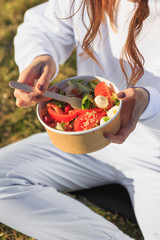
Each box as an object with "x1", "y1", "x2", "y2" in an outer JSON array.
[
  {"x1": 104, "y1": 128, "x2": 130, "y2": 144},
  {"x1": 104, "y1": 87, "x2": 149, "y2": 144},
  {"x1": 104, "y1": 122, "x2": 136, "y2": 144},
  {"x1": 117, "y1": 88, "x2": 135, "y2": 101},
  {"x1": 117, "y1": 87, "x2": 149, "y2": 107},
  {"x1": 17, "y1": 64, "x2": 38, "y2": 86},
  {"x1": 35, "y1": 56, "x2": 57, "y2": 94},
  {"x1": 14, "y1": 55, "x2": 57, "y2": 108},
  {"x1": 104, "y1": 98, "x2": 137, "y2": 144},
  {"x1": 14, "y1": 82, "x2": 58, "y2": 108},
  {"x1": 14, "y1": 64, "x2": 40, "y2": 107},
  {"x1": 16, "y1": 98, "x2": 35, "y2": 108},
  {"x1": 35, "y1": 65, "x2": 50, "y2": 93},
  {"x1": 14, "y1": 90, "x2": 41, "y2": 107}
]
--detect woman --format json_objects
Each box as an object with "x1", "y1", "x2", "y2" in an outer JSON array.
[{"x1": 0, "y1": 0, "x2": 160, "y2": 239}]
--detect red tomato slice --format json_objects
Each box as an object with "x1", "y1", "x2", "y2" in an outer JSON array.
[
  {"x1": 74, "y1": 110, "x2": 106, "y2": 131},
  {"x1": 94, "y1": 82, "x2": 111, "y2": 98},
  {"x1": 47, "y1": 105, "x2": 78, "y2": 123},
  {"x1": 76, "y1": 108, "x2": 104, "y2": 115},
  {"x1": 47, "y1": 103, "x2": 64, "y2": 114}
]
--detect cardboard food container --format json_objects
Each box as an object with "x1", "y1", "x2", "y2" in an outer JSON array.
[{"x1": 37, "y1": 75, "x2": 122, "y2": 154}]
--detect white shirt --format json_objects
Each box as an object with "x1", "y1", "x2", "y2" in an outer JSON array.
[{"x1": 14, "y1": 0, "x2": 160, "y2": 161}]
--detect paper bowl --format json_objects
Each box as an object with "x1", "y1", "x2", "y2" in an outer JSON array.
[{"x1": 37, "y1": 75, "x2": 122, "y2": 154}]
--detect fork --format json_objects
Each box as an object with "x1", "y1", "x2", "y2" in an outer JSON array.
[{"x1": 9, "y1": 81, "x2": 82, "y2": 109}]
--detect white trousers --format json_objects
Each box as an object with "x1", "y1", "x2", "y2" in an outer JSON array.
[{"x1": 0, "y1": 133, "x2": 160, "y2": 240}]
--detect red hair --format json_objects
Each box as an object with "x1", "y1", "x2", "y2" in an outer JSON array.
[{"x1": 72, "y1": 0, "x2": 150, "y2": 86}]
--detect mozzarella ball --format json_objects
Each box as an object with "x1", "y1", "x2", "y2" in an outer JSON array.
[
  {"x1": 94, "y1": 95, "x2": 109, "y2": 109},
  {"x1": 107, "y1": 105, "x2": 119, "y2": 119}
]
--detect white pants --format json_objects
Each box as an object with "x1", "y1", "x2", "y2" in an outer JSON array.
[{"x1": 0, "y1": 133, "x2": 160, "y2": 240}]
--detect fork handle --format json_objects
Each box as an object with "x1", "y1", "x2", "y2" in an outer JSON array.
[
  {"x1": 9, "y1": 81, "x2": 71, "y2": 103},
  {"x1": 9, "y1": 81, "x2": 35, "y2": 92}
]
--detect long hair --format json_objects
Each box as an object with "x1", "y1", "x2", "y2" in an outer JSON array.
[{"x1": 72, "y1": 0, "x2": 150, "y2": 86}]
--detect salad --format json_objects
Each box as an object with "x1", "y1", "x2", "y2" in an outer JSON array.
[{"x1": 43, "y1": 79, "x2": 120, "y2": 132}]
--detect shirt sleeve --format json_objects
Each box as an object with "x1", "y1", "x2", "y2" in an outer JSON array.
[
  {"x1": 14, "y1": 0, "x2": 75, "y2": 74},
  {"x1": 139, "y1": 86, "x2": 160, "y2": 130}
]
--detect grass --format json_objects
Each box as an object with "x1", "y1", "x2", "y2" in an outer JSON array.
[{"x1": 0, "y1": 0, "x2": 143, "y2": 239}]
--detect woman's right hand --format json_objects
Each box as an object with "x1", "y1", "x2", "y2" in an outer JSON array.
[{"x1": 14, "y1": 55, "x2": 57, "y2": 108}]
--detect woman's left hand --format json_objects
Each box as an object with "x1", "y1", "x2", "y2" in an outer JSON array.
[{"x1": 105, "y1": 87, "x2": 149, "y2": 144}]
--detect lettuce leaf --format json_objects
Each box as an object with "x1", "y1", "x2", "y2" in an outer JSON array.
[{"x1": 81, "y1": 93, "x2": 94, "y2": 109}]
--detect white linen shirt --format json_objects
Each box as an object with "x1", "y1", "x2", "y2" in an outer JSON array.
[{"x1": 14, "y1": 0, "x2": 160, "y2": 162}]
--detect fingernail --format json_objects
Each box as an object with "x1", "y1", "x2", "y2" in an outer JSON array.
[
  {"x1": 38, "y1": 84, "x2": 45, "y2": 92},
  {"x1": 117, "y1": 91, "x2": 126, "y2": 99},
  {"x1": 35, "y1": 95, "x2": 43, "y2": 100},
  {"x1": 105, "y1": 136, "x2": 111, "y2": 142}
]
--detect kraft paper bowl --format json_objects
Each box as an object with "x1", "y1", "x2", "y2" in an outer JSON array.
[{"x1": 37, "y1": 75, "x2": 122, "y2": 154}]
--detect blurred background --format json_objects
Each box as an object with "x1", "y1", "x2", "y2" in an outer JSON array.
[{"x1": 0, "y1": 0, "x2": 143, "y2": 239}]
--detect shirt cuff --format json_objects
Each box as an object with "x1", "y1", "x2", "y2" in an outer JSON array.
[{"x1": 140, "y1": 86, "x2": 160, "y2": 120}]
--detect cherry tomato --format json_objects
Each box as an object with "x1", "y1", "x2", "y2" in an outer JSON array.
[{"x1": 64, "y1": 104, "x2": 71, "y2": 114}]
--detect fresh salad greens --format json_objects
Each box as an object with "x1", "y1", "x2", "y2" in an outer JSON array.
[{"x1": 43, "y1": 78, "x2": 120, "y2": 132}]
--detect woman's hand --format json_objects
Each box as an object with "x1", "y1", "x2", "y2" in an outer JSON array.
[
  {"x1": 14, "y1": 55, "x2": 57, "y2": 108},
  {"x1": 105, "y1": 87, "x2": 149, "y2": 144}
]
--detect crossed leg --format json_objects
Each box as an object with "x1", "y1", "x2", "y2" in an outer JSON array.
[{"x1": 0, "y1": 132, "x2": 134, "y2": 240}]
